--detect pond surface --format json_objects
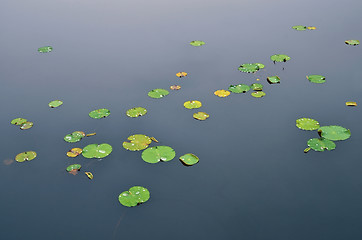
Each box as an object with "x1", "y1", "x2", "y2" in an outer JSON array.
[{"x1": 1, "y1": 0, "x2": 362, "y2": 239}]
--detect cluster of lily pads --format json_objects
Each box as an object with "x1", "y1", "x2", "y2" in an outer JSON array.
[{"x1": 11, "y1": 117, "x2": 33, "y2": 130}]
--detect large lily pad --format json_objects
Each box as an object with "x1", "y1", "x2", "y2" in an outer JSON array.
[
  {"x1": 307, "y1": 75, "x2": 326, "y2": 83},
  {"x1": 270, "y1": 54, "x2": 291, "y2": 62},
  {"x1": 251, "y1": 91, "x2": 266, "y2": 98},
  {"x1": 123, "y1": 134, "x2": 152, "y2": 151},
  {"x1": 345, "y1": 40, "x2": 360, "y2": 46},
  {"x1": 48, "y1": 100, "x2": 63, "y2": 108},
  {"x1": 292, "y1": 25, "x2": 307, "y2": 31},
  {"x1": 296, "y1": 118, "x2": 320, "y2": 131},
  {"x1": 267, "y1": 76, "x2": 280, "y2": 84},
  {"x1": 15, "y1": 151, "x2": 37, "y2": 162},
  {"x1": 184, "y1": 100, "x2": 202, "y2": 109},
  {"x1": 118, "y1": 186, "x2": 150, "y2": 207},
  {"x1": 126, "y1": 107, "x2": 147, "y2": 118},
  {"x1": 179, "y1": 153, "x2": 199, "y2": 166},
  {"x1": 20, "y1": 122, "x2": 33, "y2": 130},
  {"x1": 89, "y1": 108, "x2": 110, "y2": 119},
  {"x1": 11, "y1": 118, "x2": 27, "y2": 125},
  {"x1": 38, "y1": 46, "x2": 52, "y2": 53},
  {"x1": 82, "y1": 143, "x2": 113, "y2": 158},
  {"x1": 193, "y1": 112, "x2": 209, "y2": 120},
  {"x1": 141, "y1": 146, "x2": 176, "y2": 163},
  {"x1": 228, "y1": 84, "x2": 250, "y2": 93},
  {"x1": 307, "y1": 138, "x2": 336, "y2": 152},
  {"x1": 238, "y1": 63, "x2": 260, "y2": 73},
  {"x1": 64, "y1": 131, "x2": 85, "y2": 143},
  {"x1": 190, "y1": 40, "x2": 205, "y2": 46},
  {"x1": 148, "y1": 89, "x2": 169, "y2": 98},
  {"x1": 318, "y1": 125, "x2": 351, "y2": 141},
  {"x1": 250, "y1": 83, "x2": 263, "y2": 91},
  {"x1": 214, "y1": 90, "x2": 230, "y2": 97}
]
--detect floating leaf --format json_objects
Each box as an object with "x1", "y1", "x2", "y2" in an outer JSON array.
[
  {"x1": 66, "y1": 148, "x2": 83, "y2": 157},
  {"x1": 251, "y1": 91, "x2": 266, "y2": 98},
  {"x1": 228, "y1": 84, "x2": 250, "y2": 93},
  {"x1": 66, "y1": 164, "x2": 81, "y2": 172},
  {"x1": 307, "y1": 26, "x2": 316, "y2": 30},
  {"x1": 292, "y1": 25, "x2": 307, "y2": 31},
  {"x1": 123, "y1": 134, "x2": 152, "y2": 151},
  {"x1": 82, "y1": 143, "x2": 113, "y2": 158},
  {"x1": 48, "y1": 100, "x2": 63, "y2": 108},
  {"x1": 346, "y1": 101, "x2": 357, "y2": 106},
  {"x1": 148, "y1": 89, "x2": 169, "y2": 98},
  {"x1": 38, "y1": 46, "x2": 52, "y2": 53},
  {"x1": 304, "y1": 147, "x2": 311, "y2": 153},
  {"x1": 11, "y1": 118, "x2": 27, "y2": 125},
  {"x1": 307, "y1": 138, "x2": 336, "y2": 152},
  {"x1": 238, "y1": 63, "x2": 260, "y2": 73},
  {"x1": 255, "y1": 63, "x2": 265, "y2": 69},
  {"x1": 214, "y1": 90, "x2": 230, "y2": 97},
  {"x1": 86, "y1": 133, "x2": 96, "y2": 137},
  {"x1": 270, "y1": 54, "x2": 291, "y2": 62},
  {"x1": 184, "y1": 100, "x2": 202, "y2": 109},
  {"x1": 318, "y1": 125, "x2": 351, "y2": 141},
  {"x1": 85, "y1": 172, "x2": 93, "y2": 179},
  {"x1": 150, "y1": 137, "x2": 158, "y2": 143},
  {"x1": 126, "y1": 107, "x2": 147, "y2": 118},
  {"x1": 267, "y1": 76, "x2": 280, "y2": 84},
  {"x1": 307, "y1": 75, "x2": 326, "y2": 83},
  {"x1": 250, "y1": 83, "x2": 263, "y2": 91},
  {"x1": 118, "y1": 186, "x2": 150, "y2": 207},
  {"x1": 193, "y1": 112, "x2": 209, "y2": 120},
  {"x1": 15, "y1": 151, "x2": 37, "y2": 162},
  {"x1": 89, "y1": 108, "x2": 110, "y2": 119},
  {"x1": 179, "y1": 153, "x2": 199, "y2": 166},
  {"x1": 20, "y1": 122, "x2": 33, "y2": 130},
  {"x1": 296, "y1": 118, "x2": 320, "y2": 131},
  {"x1": 141, "y1": 146, "x2": 176, "y2": 163},
  {"x1": 345, "y1": 40, "x2": 360, "y2": 46},
  {"x1": 176, "y1": 72, "x2": 188, "y2": 78},
  {"x1": 64, "y1": 131, "x2": 85, "y2": 143},
  {"x1": 170, "y1": 85, "x2": 181, "y2": 90},
  {"x1": 190, "y1": 40, "x2": 205, "y2": 46}
]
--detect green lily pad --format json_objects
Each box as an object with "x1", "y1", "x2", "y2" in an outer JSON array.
[
  {"x1": 228, "y1": 84, "x2": 250, "y2": 93},
  {"x1": 48, "y1": 100, "x2": 63, "y2": 108},
  {"x1": 238, "y1": 63, "x2": 260, "y2": 73},
  {"x1": 251, "y1": 83, "x2": 263, "y2": 91},
  {"x1": 64, "y1": 131, "x2": 85, "y2": 143},
  {"x1": 148, "y1": 89, "x2": 169, "y2": 99},
  {"x1": 11, "y1": 118, "x2": 28, "y2": 125},
  {"x1": 267, "y1": 76, "x2": 280, "y2": 84},
  {"x1": 251, "y1": 91, "x2": 266, "y2": 98},
  {"x1": 345, "y1": 40, "x2": 360, "y2": 46},
  {"x1": 38, "y1": 46, "x2": 52, "y2": 53},
  {"x1": 118, "y1": 186, "x2": 150, "y2": 207},
  {"x1": 190, "y1": 40, "x2": 205, "y2": 46},
  {"x1": 184, "y1": 100, "x2": 202, "y2": 109},
  {"x1": 179, "y1": 153, "x2": 199, "y2": 166},
  {"x1": 141, "y1": 146, "x2": 176, "y2": 163},
  {"x1": 307, "y1": 138, "x2": 336, "y2": 152},
  {"x1": 270, "y1": 54, "x2": 291, "y2": 62},
  {"x1": 82, "y1": 143, "x2": 113, "y2": 158},
  {"x1": 20, "y1": 122, "x2": 33, "y2": 130},
  {"x1": 296, "y1": 118, "x2": 320, "y2": 131},
  {"x1": 292, "y1": 25, "x2": 307, "y2": 31},
  {"x1": 307, "y1": 75, "x2": 326, "y2": 83},
  {"x1": 123, "y1": 134, "x2": 152, "y2": 151},
  {"x1": 89, "y1": 108, "x2": 110, "y2": 119},
  {"x1": 126, "y1": 107, "x2": 147, "y2": 118},
  {"x1": 255, "y1": 63, "x2": 265, "y2": 69},
  {"x1": 193, "y1": 112, "x2": 209, "y2": 120},
  {"x1": 318, "y1": 125, "x2": 351, "y2": 141},
  {"x1": 15, "y1": 151, "x2": 37, "y2": 162},
  {"x1": 66, "y1": 164, "x2": 81, "y2": 172}
]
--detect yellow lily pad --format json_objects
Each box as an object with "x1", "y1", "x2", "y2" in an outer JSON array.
[
  {"x1": 66, "y1": 148, "x2": 83, "y2": 157},
  {"x1": 346, "y1": 102, "x2": 357, "y2": 106},
  {"x1": 176, "y1": 72, "x2": 187, "y2": 78},
  {"x1": 170, "y1": 85, "x2": 181, "y2": 90},
  {"x1": 85, "y1": 172, "x2": 93, "y2": 179},
  {"x1": 214, "y1": 90, "x2": 230, "y2": 97}
]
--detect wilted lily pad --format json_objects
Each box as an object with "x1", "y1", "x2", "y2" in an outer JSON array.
[
  {"x1": 179, "y1": 153, "x2": 199, "y2": 166},
  {"x1": 118, "y1": 186, "x2": 150, "y2": 207},
  {"x1": 238, "y1": 63, "x2": 260, "y2": 73},
  {"x1": 20, "y1": 122, "x2": 33, "y2": 130},
  {"x1": 66, "y1": 164, "x2": 81, "y2": 175},
  {"x1": 190, "y1": 41, "x2": 205, "y2": 46},
  {"x1": 64, "y1": 131, "x2": 85, "y2": 143},
  {"x1": 15, "y1": 151, "x2": 37, "y2": 162},
  {"x1": 66, "y1": 148, "x2": 83, "y2": 157},
  {"x1": 48, "y1": 100, "x2": 63, "y2": 108},
  {"x1": 228, "y1": 84, "x2": 250, "y2": 93},
  {"x1": 148, "y1": 89, "x2": 169, "y2": 98},
  {"x1": 251, "y1": 83, "x2": 263, "y2": 91},
  {"x1": 89, "y1": 108, "x2": 110, "y2": 119},
  {"x1": 267, "y1": 76, "x2": 280, "y2": 84},
  {"x1": 184, "y1": 100, "x2": 202, "y2": 109},
  {"x1": 11, "y1": 118, "x2": 27, "y2": 125},
  {"x1": 123, "y1": 134, "x2": 152, "y2": 151},
  {"x1": 170, "y1": 85, "x2": 181, "y2": 90},
  {"x1": 214, "y1": 90, "x2": 230, "y2": 97},
  {"x1": 38, "y1": 46, "x2": 52, "y2": 53},
  {"x1": 193, "y1": 112, "x2": 209, "y2": 120},
  {"x1": 307, "y1": 138, "x2": 336, "y2": 152},
  {"x1": 85, "y1": 172, "x2": 93, "y2": 179},
  {"x1": 296, "y1": 118, "x2": 320, "y2": 131},
  {"x1": 345, "y1": 40, "x2": 360, "y2": 46},
  {"x1": 292, "y1": 25, "x2": 307, "y2": 31},
  {"x1": 251, "y1": 91, "x2": 266, "y2": 98},
  {"x1": 126, "y1": 107, "x2": 147, "y2": 118},
  {"x1": 270, "y1": 54, "x2": 291, "y2": 62},
  {"x1": 346, "y1": 101, "x2": 357, "y2": 106},
  {"x1": 82, "y1": 143, "x2": 112, "y2": 158},
  {"x1": 150, "y1": 137, "x2": 158, "y2": 143},
  {"x1": 318, "y1": 125, "x2": 351, "y2": 141},
  {"x1": 307, "y1": 75, "x2": 326, "y2": 83},
  {"x1": 141, "y1": 146, "x2": 176, "y2": 163},
  {"x1": 176, "y1": 72, "x2": 188, "y2": 78}
]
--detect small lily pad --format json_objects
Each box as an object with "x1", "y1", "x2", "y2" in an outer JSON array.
[
  {"x1": 307, "y1": 26, "x2": 316, "y2": 30},
  {"x1": 123, "y1": 134, "x2": 152, "y2": 151},
  {"x1": 66, "y1": 148, "x2": 83, "y2": 157},
  {"x1": 251, "y1": 83, "x2": 263, "y2": 91},
  {"x1": 11, "y1": 118, "x2": 28, "y2": 125},
  {"x1": 20, "y1": 122, "x2": 33, "y2": 130},
  {"x1": 170, "y1": 85, "x2": 181, "y2": 90},
  {"x1": 82, "y1": 143, "x2": 113, "y2": 159},
  {"x1": 85, "y1": 172, "x2": 93, "y2": 179},
  {"x1": 176, "y1": 72, "x2": 188, "y2": 78},
  {"x1": 270, "y1": 54, "x2": 291, "y2": 62},
  {"x1": 48, "y1": 100, "x2": 63, "y2": 108},
  {"x1": 267, "y1": 76, "x2": 280, "y2": 84},
  {"x1": 255, "y1": 63, "x2": 265, "y2": 69},
  {"x1": 318, "y1": 125, "x2": 351, "y2": 141},
  {"x1": 214, "y1": 90, "x2": 230, "y2": 97},
  {"x1": 296, "y1": 118, "x2": 320, "y2": 131},
  {"x1": 86, "y1": 133, "x2": 96, "y2": 137},
  {"x1": 141, "y1": 146, "x2": 176, "y2": 163},
  {"x1": 228, "y1": 84, "x2": 250, "y2": 93},
  {"x1": 251, "y1": 91, "x2": 266, "y2": 98},
  {"x1": 38, "y1": 46, "x2": 52, "y2": 53},
  {"x1": 238, "y1": 63, "x2": 260, "y2": 73},
  {"x1": 307, "y1": 138, "x2": 336, "y2": 152},
  {"x1": 292, "y1": 25, "x2": 307, "y2": 31},
  {"x1": 126, "y1": 107, "x2": 147, "y2": 118},
  {"x1": 89, "y1": 108, "x2": 110, "y2": 119},
  {"x1": 64, "y1": 131, "x2": 85, "y2": 143},
  {"x1": 304, "y1": 147, "x2": 311, "y2": 153},
  {"x1": 345, "y1": 40, "x2": 360, "y2": 46},
  {"x1": 193, "y1": 112, "x2": 209, "y2": 120},
  {"x1": 118, "y1": 186, "x2": 150, "y2": 207},
  {"x1": 307, "y1": 75, "x2": 326, "y2": 83},
  {"x1": 148, "y1": 89, "x2": 169, "y2": 98},
  {"x1": 15, "y1": 151, "x2": 37, "y2": 162},
  {"x1": 184, "y1": 100, "x2": 202, "y2": 109},
  {"x1": 346, "y1": 101, "x2": 357, "y2": 106},
  {"x1": 190, "y1": 41, "x2": 205, "y2": 46},
  {"x1": 179, "y1": 153, "x2": 199, "y2": 166},
  {"x1": 66, "y1": 164, "x2": 81, "y2": 172}
]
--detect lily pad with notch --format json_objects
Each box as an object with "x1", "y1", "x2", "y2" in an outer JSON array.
[
  {"x1": 89, "y1": 108, "x2": 110, "y2": 119},
  {"x1": 184, "y1": 100, "x2": 202, "y2": 109},
  {"x1": 318, "y1": 125, "x2": 351, "y2": 141},
  {"x1": 15, "y1": 151, "x2": 37, "y2": 162},
  {"x1": 118, "y1": 186, "x2": 150, "y2": 207},
  {"x1": 267, "y1": 76, "x2": 280, "y2": 84},
  {"x1": 148, "y1": 89, "x2": 169, "y2": 98},
  {"x1": 64, "y1": 131, "x2": 85, "y2": 143},
  {"x1": 307, "y1": 75, "x2": 326, "y2": 83},
  {"x1": 270, "y1": 54, "x2": 291, "y2": 62},
  {"x1": 82, "y1": 143, "x2": 113, "y2": 159},
  {"x1": 141, "y1": 146, "x2": 176, "y2": 163},
  {"x1": 228, "y1": 84, "x2": 250, "y2": 93},
  {"x1": 307, "y1": 138, "x2": 336, "y2": 152},
  {"x1": 123, "y1": 134, "x2": 152, "y2": 151},
  {"x1": 48, "y1": 100, "x2": 63, "y2": 108},
  {"x1": 11, "y1": 118, "x2": 28, "y2": 125},
  {"x1": 126, "y1": 107, "x2": 147, "y2": 118},
  {"x1": 251, "y1": 91, "x2": 266, "y2": 98},
  {"x1": 193, "y1": 112, "x2": 209, "y2": 120}
]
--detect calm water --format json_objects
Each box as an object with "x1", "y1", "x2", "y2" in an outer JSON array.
[{"x1": 1, "y1": 0, "x2": 362, "y2": 239}]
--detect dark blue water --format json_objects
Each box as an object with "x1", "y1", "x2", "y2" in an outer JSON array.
[{"x1": 1, "y1": 0, "x2": 362, "y2": 239}]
